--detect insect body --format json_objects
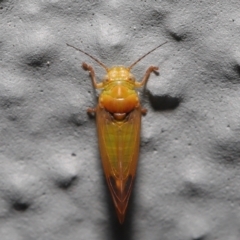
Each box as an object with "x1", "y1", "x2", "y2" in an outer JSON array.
[{"x1": 67, "y1": 42, "x2": 167, "y2": 224}]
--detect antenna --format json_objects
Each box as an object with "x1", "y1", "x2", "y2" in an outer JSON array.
[
  {"x1": 128, "y1": 41, "x2": 168, "y2": 70},
  {"x1": 66, "y1": 43, "x2": 109, "y2": 71}
]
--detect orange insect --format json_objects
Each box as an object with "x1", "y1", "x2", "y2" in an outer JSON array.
[{"x1": 67, "y1": 42, "x2": 167, "y2": 223}]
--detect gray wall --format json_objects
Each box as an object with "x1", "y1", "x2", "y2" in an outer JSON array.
[{"x1": 0, "y1": 1, "x2": 240, "y2": 239}]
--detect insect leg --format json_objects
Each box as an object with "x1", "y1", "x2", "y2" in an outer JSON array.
[
  {"x1": 87, "y1": 107, "x2": 96, "y2": 116},
  {"x1": 87, "y1": 107, "x2": 96, "y2": 112},
  {"x1": 135, "y1": 66, "x2": 159, "y2": 88},
  {"x1": 136, "y1": 104, "x2": 147, "y2": 115},
  {"x1": 82, "y1": 62, "x2": 103, "y2": 89},
  {"x1": 141, "y1": 108, "x2": 147, "y2": 115}
]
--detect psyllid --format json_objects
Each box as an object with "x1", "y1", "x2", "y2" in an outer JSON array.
[{"x1": 67, "y1": 41, "x2": 167, "y2": 223}]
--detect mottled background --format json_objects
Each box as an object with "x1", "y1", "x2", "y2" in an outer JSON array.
[{"x1": 1, "y1": 1, "x2": 240, "y2": 240}]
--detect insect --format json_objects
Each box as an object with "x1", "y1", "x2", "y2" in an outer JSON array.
[{"x1": 67, "y1": 42, "x2": 167, "y2": 223}]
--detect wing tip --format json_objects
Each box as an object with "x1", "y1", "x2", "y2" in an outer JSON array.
[
  {"x1": 117, "y1": 211, "x2": 126, "y2": 224},
  {"x1": 108, "y1": 175, "x2": 134, "y2": 224}
]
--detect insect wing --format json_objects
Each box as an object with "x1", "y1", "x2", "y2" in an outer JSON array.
[{"x1": 96, "y1": 105, "x2": 142, "y2": 223}]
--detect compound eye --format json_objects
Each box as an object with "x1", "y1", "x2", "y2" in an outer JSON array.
[
  {"x1": 103, "y1": 76, "x2": 110, "y2": 82},
  {"x1": 129, "y1": 74, "x2": 135, "y2": 82}
]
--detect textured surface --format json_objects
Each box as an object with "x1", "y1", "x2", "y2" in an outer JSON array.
[{"x1": 1, "y1": 0, "x2": 240, "y2": 239}]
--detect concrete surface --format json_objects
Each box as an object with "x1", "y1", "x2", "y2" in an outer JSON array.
[{"x1": 1, "y1": 0, "x2": 240, "y2": 239}]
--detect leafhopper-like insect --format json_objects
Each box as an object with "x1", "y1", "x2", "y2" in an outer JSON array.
[{"x1": 67, "y1": 42, "x2": 167, "y2": 223}]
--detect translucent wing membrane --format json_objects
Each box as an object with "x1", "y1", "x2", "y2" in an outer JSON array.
[{"x1": 96, "y1": 105, "x2": 142, "y2": 223}]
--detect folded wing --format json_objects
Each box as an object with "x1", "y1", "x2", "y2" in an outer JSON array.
[{"x1": 96, "y1": 105, "x2": 142, "y2": 223}]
